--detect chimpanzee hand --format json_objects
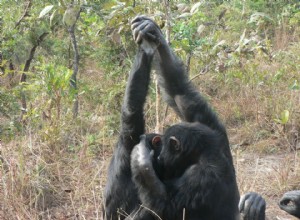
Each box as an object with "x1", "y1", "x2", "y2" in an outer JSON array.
[
  {"x1": 279, "y1": 190, "x2": 300, "y2": 218},
  {"x1": 239, "y1": 192, "x2": 266, "y2": 220},
  {"x1": 131, "y1": 134, "x2": 153, "y2": 173},
  {"x1": 131, "y1": 16, "x2": 165, "y2": 55},
  {"x1": 130, "y1": 134, "x2": 165, "y2": 196}
]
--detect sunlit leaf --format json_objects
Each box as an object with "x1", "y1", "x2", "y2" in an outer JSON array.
[
  {"x1": 280, "y1": 110, "x2": 289, "y2": 125},
  {"x1": 50, "y1": 9, "x2": 57, "y2": 26},
  {"x1": 178, "y1": 13, "x2": 191, "y2": 19},
  {"x1": 290, "y1": 80, "x2": 300, "y2": 90},
  {"x1": 177, "y1": 3, "x2": 189, "y2": 13},
  {"x1": 212, "y1": 40, "x2": 226, "y2": 50},
  {"x1": 197, "y1": 24, "x2": 205, "y2": 35},
  {"x1": 190, "y1": 2, "x2": 202, "y2": 14},
  {"x1": 274, "y1": 110, "x2": 290, "y2": 125},
  {"x1": 39, "y1": 5, "x2": 54, "y2": 18},
  {"x1": 239, "y1": 29, "x2": 246, "y2": 43}
]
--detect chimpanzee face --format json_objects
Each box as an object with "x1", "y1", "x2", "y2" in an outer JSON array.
[{"x1": 156, "y1": 122, "x2": 218, "y2": 180}]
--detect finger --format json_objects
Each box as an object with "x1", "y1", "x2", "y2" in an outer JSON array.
[
  {"x1": 135, "y1": 31, "x2": 144, "y2": 44},
  {"x1": 131, "y1": 22, "x2": 139, "y2": 31},
  {"x1": 132, "y1": 22, "x2": 149, "y2": 42},
  {"x1": 131, "y1": 20, "x2": 144, "y2": 31},
  {"x1": 135, "y1": 21, "x2": 149, "y2": 32},
  {"x1": 131, "y1": 15, "x2": 143, "y2": 24},
  {"x1": 239, "y1": 193, "x2": 250, "y2": 212},
  {"x1": 257, "y1": 197, "x2": 266, "y2": 220},
  {"x1": 132, "y1": 28, "x2": 139, "y2": 43},
  {"x1": 131, "y1": 16, "x2": 161, "y2": 32},
  {"x1": 249, "y1": 195, "x2": 265, "y2": 220},
  {"x1": 243, "y1": 194, "x2": 255, "y2": 219},
  {"x1": 145, "y1": 32, "x2": 157, "y2": 42},
  {"x1": 134, "y1": 23, "x2": 152, "y2": 44},
  {"x1": 131, "y1": 15, "x2": 151, "y2": 25}
]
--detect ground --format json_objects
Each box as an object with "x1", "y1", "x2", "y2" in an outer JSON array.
[
  {"x1": 236, "y1": 151, "x2": 299, "y2": 220},
  {"x1": 0, "y1": 134, "x2": 299, "y2": 219}
]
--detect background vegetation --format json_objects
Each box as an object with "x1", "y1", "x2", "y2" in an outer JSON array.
[{"x1": 0, "y1": 0, "x2": 299, "y2": 219}]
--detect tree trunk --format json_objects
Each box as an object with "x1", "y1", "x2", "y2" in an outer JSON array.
[{"x1": 20, "y1": 32, "x2": 48, "y2": 123}]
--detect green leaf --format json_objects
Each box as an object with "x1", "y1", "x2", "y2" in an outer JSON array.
[
  {"x1": 63, "y1": 6, "x2": 80, "y2": 26},
  {"x1": 280, "y1": 110, "x2": 289, "y2": 125},
  {"x1": 50, "y1": 9, "x2": 57, "y2": 26},
  {"x1": 290, "y1": 80, "x2": 300, "y2": 90},
  {"x1": 39, "y1": 5, "x2": 54, "y2": 18},
  {"x1": 275, "y1": 110, "x2": 290, "y2": 125}
]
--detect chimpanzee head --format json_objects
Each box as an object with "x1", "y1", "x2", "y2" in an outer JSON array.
[{"x1": 157, "y1": 122, "x2": 221, "y2": 180}]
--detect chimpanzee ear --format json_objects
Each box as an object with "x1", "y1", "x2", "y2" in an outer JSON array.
[
  {"x1": 169, "y1": 136, "x2": 181, "y2": 151},
  {"x1": 152, "y1": 136, "x2": 162, "y2": 148}
]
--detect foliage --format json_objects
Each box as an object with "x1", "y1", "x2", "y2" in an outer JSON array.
[{"x1": 0, "y1": 0, "x2": 300, "y2": 218}]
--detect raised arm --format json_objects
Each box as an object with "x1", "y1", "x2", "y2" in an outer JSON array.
[
  {"x1": 131, "y1": 16, "x2": 226, "y2": 135},
  {"x1": 104, "y1": 46, "x2": 155, "y2": 220},
  {"x1": 120, "y1": 47, "x2": 154, "y2": 151}
]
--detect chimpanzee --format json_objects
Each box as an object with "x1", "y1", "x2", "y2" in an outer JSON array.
[
  {"x1": 127, "y1": 15, "x2": 239, "y2": 220},
  {"x1": 102, "y1": 33, "x2": 158, "y2": 220},
  {"x1": 103, "y1": 15, "x2": 266, "y2": 220},
  {"x1": 279, "y1": 190, "x2": 300, "y2": 218},
  {"x1": 240, "y1": 190, "x2": 300, "y2": 219},
  {"x1": 239, "y1": 192, "x2": 266, "y2": 220}
]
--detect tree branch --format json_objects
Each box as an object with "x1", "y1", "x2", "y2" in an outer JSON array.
[
  {"x1": 20, "y1": 32, "x2": 48, "y2": 121},
  {"x1": 67, "y1": 9, "x2": 81, "y2": 118},
  {"x1": 15, "y1": 1, "x2": 32, "y2": 28}
]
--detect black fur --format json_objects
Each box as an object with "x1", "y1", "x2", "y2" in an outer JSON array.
[
  {"x1": 128, "y1": 16, "x2": 240, "y2": 220},
  {"x1": 239, "y1": 192, "x2": 266, "y2": 220},
  {"x1": 279, "y1": 190, "x2": 300, "y2": 218},
  {"x1": 104, "y1": 15, "x2": 265, "y2": 220},
  {"x1": 103, "y1": 46, "x2": 155, "y2": 220}
]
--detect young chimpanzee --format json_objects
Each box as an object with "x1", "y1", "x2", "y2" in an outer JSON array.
[{"x1": 103, "y1": 15, "x2": 265, "y2": 220}]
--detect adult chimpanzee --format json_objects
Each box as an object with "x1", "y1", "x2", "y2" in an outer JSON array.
[
  {"x1": 128, "y1": 15, "x2": 239, "y2": 220},
  {"x1": 103, "y1": 15, "x2": 266, "y2": 220}
]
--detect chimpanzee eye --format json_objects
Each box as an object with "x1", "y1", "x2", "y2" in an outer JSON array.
[
  {"x1": 169, "y1": 136, "x2": 181, "y2": 151},
  {"x1": 152, "y1": 136, "x2": 162, "y2": 148}
]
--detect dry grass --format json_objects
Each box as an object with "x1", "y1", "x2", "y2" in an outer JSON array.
[
  {"x1": 1, "y1": 39, "x2": 300, "y2": 220},
  {"x1": 0, "y1": 130, "x2": 110, "y2": 219}
]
